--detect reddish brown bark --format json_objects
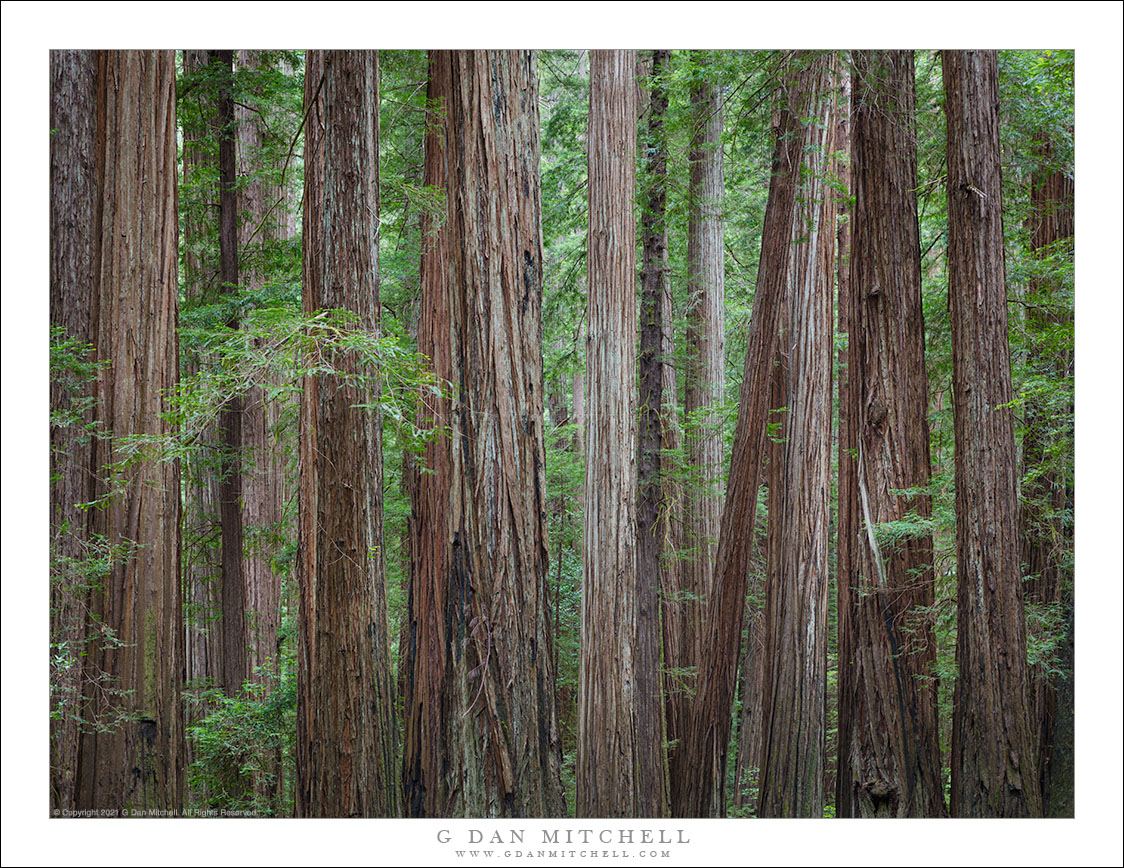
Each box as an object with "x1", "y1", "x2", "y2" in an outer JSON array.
[
  {"x1": 1023, "y1": 150, "x2": 1074, "y2": 818},
  {"x1": 49, "y1": 49, "x2": 99, "y2": 813},
  {"x1": 943, "y1": 49, "x2": 1042, "y2": 818},
  {"x1": 296, "y1": 50, "x2": 398, "y2": 818},
  {"x1": 836, "y1": 50, "x2": 944, "y2": 818},
  {"x1": 69, "y1": 50, "x2": 183, "y2": 811},
  {"x1": 637, "y1": 48, "x2": 673, "y2": 818},
  {"x1": 757, "y1": 53, "x2": 836, "y2": 819},
  {"x1": 671, "y1": 61, "x2": 801, "y2": 816},
  {"x1": 402, "y1": 50, "x2": 564, "y2": 819}
]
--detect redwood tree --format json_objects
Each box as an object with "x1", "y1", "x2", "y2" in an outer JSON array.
[
  {"x1": 756, "y1": 52, "x2": 836, "y2": 819},
  {"x1": 672, "y1": 53, "x2": 799, "y2": 817},
  {"x1": 943, "y1": 48, "x2": 1043, "y2": 818},
  {"x1": 577, "y1": 48, "x2": 645, "y2": 818},
  {"x1": 637, "y1": 48, "x2": 674, "y2": 819},
  {"x1": 53, "y1": 50, "x2": 184, "y2": 811},
  {"x1": 296, "y1": 49, "x2": 398, "y2": 818},
  {"x1": 668, "y1": 53, "x2": 727, "y2": 800},
  {"x1": 836, "y1": 49, "x2": 944, "y2": 818},
  {"x1": 401, "y1": 49, "x2": 564, "y2": 819}
]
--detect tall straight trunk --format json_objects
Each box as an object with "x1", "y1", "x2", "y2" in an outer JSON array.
[
  {"x1": 70, "y1": 50, "x2": 183, "y2": 811},
  {"x1": 672, "y1": 62, "x2": 801, "y2": 817},
  {"x1": 212, "y1": 48, "x2": 248, "y2": 698},
  {"x1": 834, "y1": 56, "x2": 857, "y2": 819},
  {"x1": 181, "y1": 50, "x2": 223, "y2": 693},
  {"x1": 1023, "y1": 148, "x2": 1074, "y2": 818},
  {"x1": 578, "y1": 48, "x2": 641, "y2": 818},
  {"x1": 637, "y1": 47, "x2": 673, "y2": 819},
  {"x1": 49, "y1": 49, "x2": 99, "y2": 813},
  {"x1": 757, "y1": 52, "x2": 836, "y2": 819},
  {"x1": 836, "y1": 50, "x2": 944, "y2": 818},
  {"x1": 236, "y1": 49, "x2": 284, "y2": 684},
  {"x1": 942, "y1": 49, "x2": 1043, "y2": 818},
  {"x1": 401, "y1": 49, "x2": 564, "y2": 819},
  {"x1": 682, "y1": 51, "x2": 726, "y2": 732},
  {"x1": 296, "y1": 50, "x2": 397, "y2": 818}
]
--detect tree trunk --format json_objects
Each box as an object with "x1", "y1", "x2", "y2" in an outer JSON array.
[
  {"x1": 682, "y1": 52, "x2": 726, "y2": 750},
  {"x1": 402, "y1": 50, "x2": 565, "y2": 819},
  {"x1": 1022, "y1": 150, "x2": 1074, "y2": 818},
  {"x1": 942, "y1": 48, "x2": 1043, "y2": 818},
  {"x1": 70, "y1": 50, "x2": 183, "y2": 812},
  {"x1": 296, "y1": 49, "x2": 398, "y2": 818},
  {"x1": 577, "y1": 49, "x2": 642, "y2": 818},
  {"x1": 212, "y1": 48, "x2": 249, "y2": 699},
  {"x1": 49, "y1": 49, "x2": 99, "y2": 814},
  {"x1": 757, "y1": 52, "x2": 836, "y2": 819},
  {"x1": 235, "y1": 48, "x2": 284, "y2": 684},
  {"x1": 672, "y1": 61, "x2": 801, "y2": 817},
  {"x1": 236, "y1": 48, "x2": 287, "y2": 811},
  {"x1": 637, "y1": 48, "x2": 673, "y2": 819},
  {"x1": 836, "y1": 50, "x2": 944, "y2": 818},
  {"x1": 181, "y1": 50, "x2": 224, "y2": 696}
]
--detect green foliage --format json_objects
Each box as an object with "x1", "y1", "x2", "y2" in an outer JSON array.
[{"x1": 186, "y1": 660, "x2": 297, "y2": 816}]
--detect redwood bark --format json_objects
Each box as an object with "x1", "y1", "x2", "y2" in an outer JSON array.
[
  {"x1": 836, "y1": 50, "x2": 944, "y2": 818},
  {"x1": 942, "y1": 49, "x2": 1042, "y2": 818},
  {"x1": 757, "y1": 53, "x2": 836, "y2": 819},
  {"x1": 637, "y1": 48, "x2": 673, "y2": 818},
  {"x1": 577, "y1": 49, "x2": 642, "y2": 818},
  {"x1": 181, "y1": 49, "x2": 223, "y2": 694},
  {"x1": 236, "y1": 49, "x2": 284, "y2": 685},
  {"x1": 682, "y1": 51, "x2": 726, "y2": 725},
  {"x1": 1023, "y1": 150, "x2": 1074, "y2": 818},
  {"x1": 672, "y1": 69, "x2": 799, "y2": 817},
  {"x1": 213, "y1": 49, "x2": 248, "y2": 698},
  {"x1": 296, "y1": 50, "x2": 398, "y2": 818},
  {"x1": 402, "y1": 50, "x2": 564, "y2": 819},
  {"x1": 71, "y1": 50, "x2": 183, "y2": 811},
  {"x1": 49, "y1": 49, "x2": 99, "y2": 813}
]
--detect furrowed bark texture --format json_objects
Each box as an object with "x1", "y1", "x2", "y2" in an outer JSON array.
[
  {"x1": 236, "y1": 49, "x2": 284, "y2": 685},
  {"x1": 71, "y1": 50, "x2": 183, "y2": 811},
  {"x1": 578, "y1": 49, "x2": 641, "y2": 818},
  {"x1": 296, "y1": 50, "x2": 398, "y2": 818},
  {"x1": 672, "y1": 73, "x2": 799, "y2": 817},
  {"x1": 213, "y1": 49, "x2": 248, "y2": 699},
  {"x1": 836, "y1": 50, "x2": 944, "y2": 818},
  {"x1": 181, "y1": 49, "x2": 224, "y2": 694},
  {"x1": 402, "y1": 50, "x2": 564, "y2": 819},
  {"x1": 236, "y1": 48, "x2": 287, "y2": 810},
  {"x1": 637, "y1": 48, "x2": 673, "y2": 818},
  {"x1": 1021, "y1": 143, "x2": 1074, "y2": 818},
  {"x1": 682, "y1": 54, "x2": 727, "y2": 735},
  {"x1": 49, "y1": 49, "x2": 99, "y2": 813},
  {"x1": 757, "y1": 53, "x2": 836, "y2": 819},
  {"x1": 942, "y1": 49, "x2": 1043, "y2": 819}
]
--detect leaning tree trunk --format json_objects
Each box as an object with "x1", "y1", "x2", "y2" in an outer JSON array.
[
  {"x1": 757, "y1": 51, "x2": 836, "y2": 820},
  {"x1": 577, "y1": 48, "x2": 644, "y2": 818},
  {"x1": 49, "y1": 49, "x2": 99, "y2": 814},
  {"x1": 71, "y1": 50, "x2": 183, "y2": 812},
  {"x1": 672, "y1": 60, "x2": 799, "y2": 817},
  {"x1": 835, "y1": 49, "x2": 945, "y2": 818},
  {"x1": 296, "y1": 49, "x2": 398, "y2": 818},
  {"x1": 942, "y1": 48, "x2": 1043, "y2": 819},
  {"x1": 401, "y1": 49, "x2": 564, "y2": 819}
]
